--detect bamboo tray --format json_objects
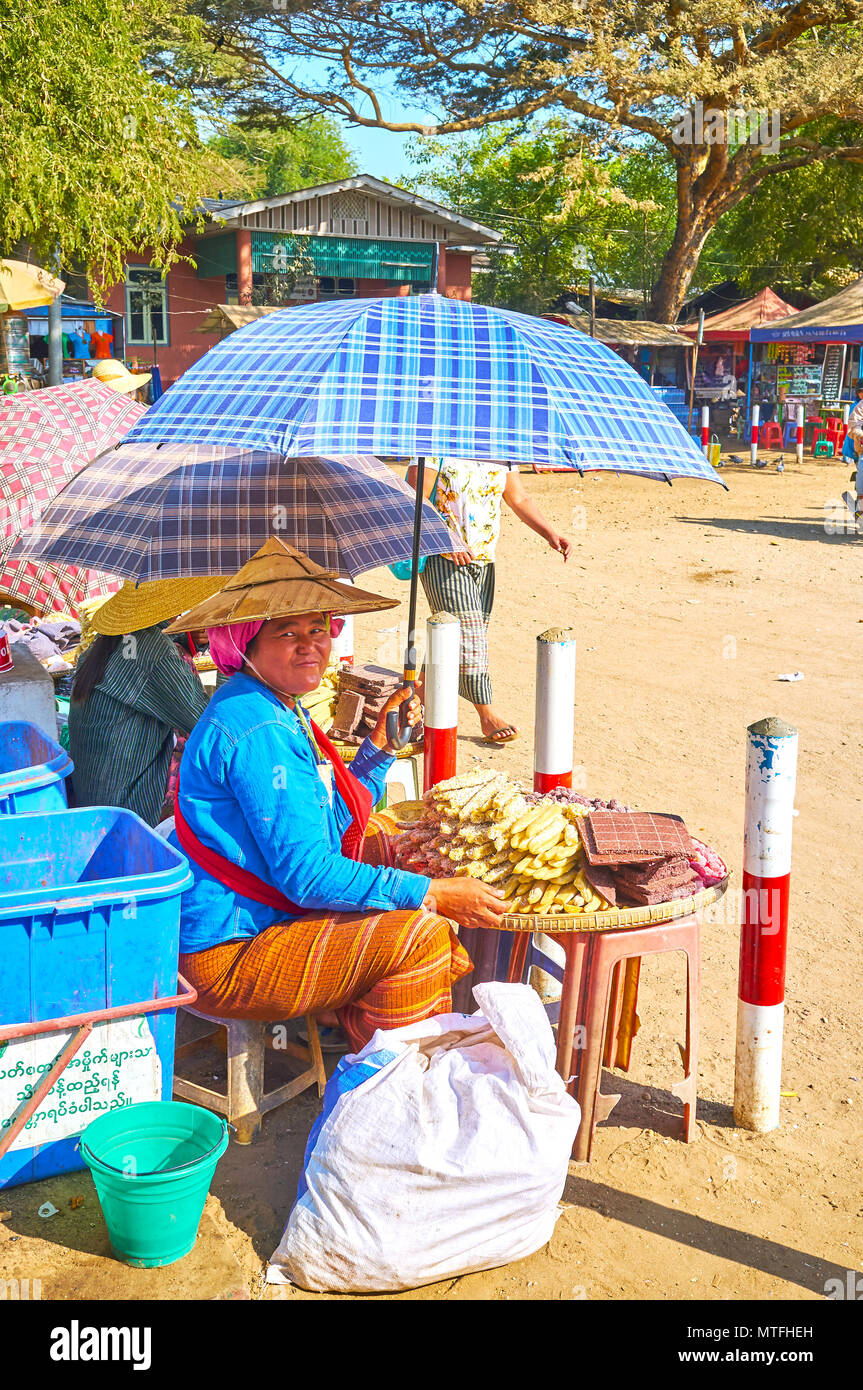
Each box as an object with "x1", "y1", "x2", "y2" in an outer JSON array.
[
  {"x1": 497, "y1": 879, "x2": 729, "y2": 933},
  {"x1": 385, "y1": 801, "x2": 729, "y2": 932}
]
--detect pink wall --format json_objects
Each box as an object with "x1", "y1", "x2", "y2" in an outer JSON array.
[
  {"x1": 95, "y1": 237, "x2": 477, "y2": 387},
  {"x1": 443, "y1": 253, "x2": 472, "y2": 300},
  {"x1": 94, "y1": 235, "x2": 226, "y2": 388}
]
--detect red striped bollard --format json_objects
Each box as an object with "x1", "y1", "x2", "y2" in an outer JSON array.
[
  {"x1": 749, "y1": 404, "x2": 760, "y2": 468},
  {"x1": 332, "y1": 578, "x2": 354, "y2": 664},
  {"x1": 423, "y1": 611, "x2": 460, "y2": 791},
  {"x1": 332, "y1": 613, "x2": 354, "y2": 665},
  {"x1": 734, "y1": 716, "x2": 798, "y2": 1131},
  {"x1": 701, "y1": 405, "x2": 710, "y2": 458},
  {"x1": 796, "y1": 404, "x2": 804, "y2": 466},
  {"x1": 534, "y1": 628, "x2": 576, "y2": 792}
]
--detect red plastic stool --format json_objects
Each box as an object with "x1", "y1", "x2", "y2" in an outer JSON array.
[
  {"x1": 527, "y1": 913, "x2": 701, "y2": 1162},
  {"x1": 759, "y1": 421, "x2": 783, "y2": 449}
]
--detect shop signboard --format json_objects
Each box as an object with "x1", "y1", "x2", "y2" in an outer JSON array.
[{"x1": 820, "y1": 342, "x2": 847, "y2": 403}]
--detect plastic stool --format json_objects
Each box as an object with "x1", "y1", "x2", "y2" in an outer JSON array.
[
  {"x1": 782, "y1": 420, "x2": 798, "y2": 448},
  {"x1": 804, "y1": 417, "x2": 824, "y2": 448},
  {"x1": 760, "y1": 421, "x2": 783, "y2": 450},
  {"x1": 509, "y1": 914, "x2": 700, "y2": 1162},
  {"x1": 173, "y1": 1008, "x2": 326, "y2": 1143},
  {"x1": 382, "y1": 753, "x2": 421, "y2": 806},
  {"x1": 814, "y1": 435, "x2": 835, "y2": 457}
]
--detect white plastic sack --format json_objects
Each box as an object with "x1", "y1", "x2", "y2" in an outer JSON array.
[{"x1": 267, "y1": 981, "x2": 580, "y2": 1293}]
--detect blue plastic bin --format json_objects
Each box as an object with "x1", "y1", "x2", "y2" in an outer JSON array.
[
  {"x1": 0, "y1": 720, "x2": 73, "y2": 815},
  {"x1": 0, "y1": 806, "x2": 192, "y2": 1188}
]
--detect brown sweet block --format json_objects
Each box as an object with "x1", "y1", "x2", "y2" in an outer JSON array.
[
  {"x1": 331, "y1": 690, "x2": 364, "y2": 736},
  {"x1": 582, "y1": 811, "x2": 693, "y2": 865}
]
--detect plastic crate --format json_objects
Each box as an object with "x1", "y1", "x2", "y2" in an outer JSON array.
[
  {"x1": 0, "y1": 720, "x2": 73, "y2": 815},
  {"x1": 0, "y1": 806, "x2": 192, "y2": 1187}
]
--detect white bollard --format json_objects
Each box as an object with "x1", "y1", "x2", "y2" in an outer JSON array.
[
  {"x1": 701, "y1": 405, "x2": 710, "y2": 458},
  {"x1": 734, "y1": 716, "x2": 798, "y2": 1132},
  {"x1": 795, "y1": 404, "x2": 804, "y2": 466},
  {"x1": 533, "y1": 628, "x2": 576, "y2": 793},
  {"x1": 423, "y1": 611, "x2": 460, "y2": 792},
  {"x1": 332, "y1": 578, "x2": 354, "y2": 664},
  {"x1": 749, "y1": 404, "x2": 760, "y2": 467}
]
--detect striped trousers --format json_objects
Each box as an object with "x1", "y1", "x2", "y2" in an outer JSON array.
[
  {"x1": 421, "y1": 554, "x2": 495, "y2": 705},
  {"x1": 178, "y1": 819, "x2": 473, "y2": 1052}
]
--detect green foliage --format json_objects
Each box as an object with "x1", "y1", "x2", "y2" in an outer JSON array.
[
  {"x1": 207, "y1": 121, "x2": 357, "y2": 199},
  {"x1": 704, "y1": 121, "x2": 863, "y2": 299},
  {"x1": 407, "y1": 123, "x2": 661, "y2": 313},
  {"x1": 0, "y1": 0, "x2": 229, "y2": 290}
]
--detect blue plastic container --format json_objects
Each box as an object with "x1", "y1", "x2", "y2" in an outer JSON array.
[
  {"x1": 0, "y1": 806, "x2": 192, "y2": 1188},
  {"x1": 0, "y1": 721, "x2": 73, "y2": 815}
]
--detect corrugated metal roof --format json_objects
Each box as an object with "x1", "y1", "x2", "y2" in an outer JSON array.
[
  {"x1": 214, "y1": 174, "x2": 501, "y2": 244},
  {"x1": 544, "y1": 314, "x2": 692, "y2": 348}
]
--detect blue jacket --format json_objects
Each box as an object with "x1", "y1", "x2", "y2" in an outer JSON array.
[{"x1": 172, "y1": 672, "x2": 429, "y2": 954}]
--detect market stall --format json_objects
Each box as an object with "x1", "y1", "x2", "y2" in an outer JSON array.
[
  {"x1": 749, "y1": 276, "x2": 863, "y2": 433},
  {"x1": 679, "y1": 287, "x2": 797, "y2": 427}
]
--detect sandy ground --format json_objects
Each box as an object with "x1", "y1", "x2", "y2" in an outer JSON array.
[{"x1": 2, "y1": 446, "x2": 861, "y2": 1303}]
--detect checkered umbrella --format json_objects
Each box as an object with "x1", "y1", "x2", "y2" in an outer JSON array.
[
  {"x1": 0, "y1": 379, "x2": 144, "y2": 614},
  {"x1": 121, "y1": 293, "x2": 723, "y2": 483},
  {"x1": 12, "y1": 446, "x2": 458, "y2": 584}
]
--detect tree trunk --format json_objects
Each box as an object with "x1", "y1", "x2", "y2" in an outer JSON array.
[
  {"x1": 648, "y1": 213, "x2": 713, "y2": 323},
  {"x1": 648, "y1": 160, "x2": 728, "y2": 322}
]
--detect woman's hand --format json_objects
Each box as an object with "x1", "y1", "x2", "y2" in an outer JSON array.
[
  {"x1": 424, "y1": 877, "x2": 508, "y2": 931},
  {"x1": 449, "y1": 548, "x2": 475, "y2": 567},
  {"x1": 547, "y1": 531, "x2": 572, "y2": 561},
  {"x1": 370, "y1": 685, "x2": 423, "y2": 751}
]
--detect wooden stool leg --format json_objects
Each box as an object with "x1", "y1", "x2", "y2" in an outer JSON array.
[
  {"x1": 671, "y1": 931, "x2": 700, "y2": 1142},
  {"x1": 507, "y1": 932, "x2": 530, "y2": 984},
  {"x1": 602, "y1": 961, "x2": 623, "y2": 1067},
  {"x1": 227, "y1": 1020, "x2": 265, "y2": 1145},
  {"x1": 305, "y1": 1014, "x2": 327, "y2": 1098},
  {"x1": 555, "y1": 933, "x2": 589, "y2": 1088},
  {"x1": 614, "y1": 956, "x2": 641, "y2": 1071}
]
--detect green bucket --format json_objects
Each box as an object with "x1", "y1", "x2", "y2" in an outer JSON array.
[{"x1": 80, "y1": 1101, "x2": 229, "y2": 1267}]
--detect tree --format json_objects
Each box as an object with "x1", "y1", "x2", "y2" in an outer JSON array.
[
  {"x1": 0, "y1": 0, "x2": 232, "y2": 288},
  {"x1": 206, "y1": 119, "x2": 357, "y2": 199},
  {"x1": 167, "y1": 1, "x2": 863, "y2": 320},
  {"x1": 407, "y1": 122, "x2": 658, "y2": 313},
  {"x1": 704, "y1": 119, "x2": 863, "y2": 298}
]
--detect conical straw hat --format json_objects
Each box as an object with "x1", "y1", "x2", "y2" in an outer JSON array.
[
  {"x1": 166, "y1": 538, "x2": 399, "y2": 632},
  {"x1": 91, "y1": 576, "x2": 231, "y2": 635}
]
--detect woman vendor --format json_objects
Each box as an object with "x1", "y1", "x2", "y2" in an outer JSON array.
[
  {"x1": 167, "y1": 539, "x2": 506, "y2": 1051},
  {"x1": 68, "y1": 577, "x2": 224, "y2": 825}
]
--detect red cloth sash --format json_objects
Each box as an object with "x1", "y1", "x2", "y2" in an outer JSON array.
[{"x1": 174, "y1": 716, "x2": 374, "y2": 914}]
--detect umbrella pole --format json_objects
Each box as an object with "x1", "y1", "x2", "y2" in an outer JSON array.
[{"x1": 387, "y1": 454, "x2": 426, "y2": 749}]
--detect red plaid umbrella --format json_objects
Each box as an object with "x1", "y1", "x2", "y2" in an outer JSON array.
[{"x1": 0, "y1": 379, "x2": 144, "y2": 615}]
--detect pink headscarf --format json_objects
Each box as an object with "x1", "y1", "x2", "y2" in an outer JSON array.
[{"x1": 206, "y1": 615, "x2": 345, "y2": 676}]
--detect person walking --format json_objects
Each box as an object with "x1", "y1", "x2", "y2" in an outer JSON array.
[{"x1": 409, "y1": 457, "x2": 571, "y2": 744}]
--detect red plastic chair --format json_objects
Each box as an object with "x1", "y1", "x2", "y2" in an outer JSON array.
[
  {"x1": 507, "y1": 913, "x2": 701, "y2": 1162},
  {"x1": 759, "y1": 421, "x2": 783, "y2": 450}
]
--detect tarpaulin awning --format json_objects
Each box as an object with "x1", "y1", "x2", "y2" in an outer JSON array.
[
  {"x1": 681, "y1": 287, "x2": 798, "y2": 342},
  {"x1": 196, "y1": 304, "x2": 284, "y2": 334},
  {"x1": 751, "y1": 276, "x2": 863, "y2": 343},
  {"x1": 544, "y1": 314, "x2": 692, "y2": 349}
]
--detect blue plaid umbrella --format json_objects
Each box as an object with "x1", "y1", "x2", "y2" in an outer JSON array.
[
  {"x1": 13, "y1": 447, "x2": 457, "y2": 583},
  {"x1": 124, "y1": 294, "x2": 722, "y2": 483}
]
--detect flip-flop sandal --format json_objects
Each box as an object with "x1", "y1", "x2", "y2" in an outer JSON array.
[{"x1": 481, "y1": 726, "x2": 519, "y2": 745}]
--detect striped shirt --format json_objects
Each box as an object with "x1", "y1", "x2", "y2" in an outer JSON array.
[{"x1": 68, "y1": 623, "x2": 209, "y2": 826}]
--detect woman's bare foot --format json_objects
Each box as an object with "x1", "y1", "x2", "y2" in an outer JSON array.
[{"x1": 476, "y1": 706, "x2": 519, "y2": 744}]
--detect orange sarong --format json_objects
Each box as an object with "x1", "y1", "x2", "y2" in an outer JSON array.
[{"x1": 178, "y1": 816, "x2": 473, "y2": 1051}]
